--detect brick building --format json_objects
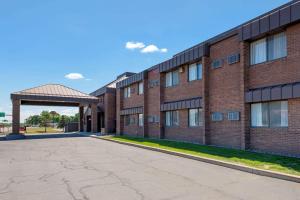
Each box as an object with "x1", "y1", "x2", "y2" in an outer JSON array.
[
  {"x1": 84, "y1": 72, "x2": 135, "y2": 133},
  {"x1": 90, "y1": 1, "x2": 300, "y2": 157}
]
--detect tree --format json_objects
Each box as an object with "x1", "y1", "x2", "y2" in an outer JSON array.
[
  {"x1": 25, "y1": 115, "x2": 40, "y2": 126},
  {"x1": 40, "y1": 111, "x2": 51, "y2": 132},
  {"x1": 50, "y1": 111, "x2": 59, "y2": 127}
]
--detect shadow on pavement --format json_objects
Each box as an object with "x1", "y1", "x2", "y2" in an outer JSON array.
[{"x1": 1, "y1": 132, "x2": 93, "y2": 141}]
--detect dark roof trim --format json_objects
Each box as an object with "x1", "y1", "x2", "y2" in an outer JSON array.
[
  {"x1": 159, "y1": 44, "x2": 209, "y2": 73},
  {"x1": 240, "y1": 1, "x2": 300, "y2": 41},
  {"x1": 117, "y1": 72, "x2": 136, "y2": 79},
  {"x1": 120, "y1": 107, "x2": 143, "y2": 115},
  {"x1": 161, "y1": 97, "x2": 202, "y2": 111},
  {"x1": 90, "y1": 72, "x2": 135, "y2": 96},
  {"x1": 116, "y1": 71, "x2": 146, "y2": 89},
  {"x1": 20, "y1": 100, "x2": 80, "y2": 107},
  {"x1": 11, "y1": 94, "x2": 99, "y2": 104},
  {"x1": 90, "y1": 87, "x2": 116, "y2": 97},
  {"x1": 245, "y1": 82, "x2": 300, "y2": 103}
]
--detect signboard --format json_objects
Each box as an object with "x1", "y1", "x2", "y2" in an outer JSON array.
[{"x1": 0, "y1": 112, "x2": 5, "y2": 117}]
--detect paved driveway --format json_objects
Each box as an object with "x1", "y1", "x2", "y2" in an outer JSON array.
[{"x1": 0, "y1": 136, "x2": 299, "y2": 200}]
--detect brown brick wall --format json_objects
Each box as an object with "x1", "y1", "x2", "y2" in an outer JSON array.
[
  {"x1": 123, "y1": 82, "x2": 144, "y2": 109},
  {"x1": 248, "y1": 24, "x2": 300, "y2": 88},
  {"x1": 147, "y1": 68, "x2": 161, "y2": 138},
  {"x1": 105, "y1": 92, "x2": 116, "y2": 133},
  {"x1": 123, "y1": 114, "x2": 144, "y2": 137},
  {"x1": 164, "y1": 109, "x2": 204, "y2": 143},
  {"x1": 163, "y1": 64, "x2": 203, "y2": 102},
  {"x1": 116, "y1": 89, "x2": 123, "y2": 134},
  {"x1": 113, "y1": 21, "x2": 300, "y2": 157},
  {"x1": 208, "y1": 35, "x2": 243, "y2": 149}
]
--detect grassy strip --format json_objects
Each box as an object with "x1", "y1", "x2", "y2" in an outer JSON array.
[
  {"x1": 23, "y1": 127, "x2": 64, "y2": 134},
  {"x1": 106, "y1": 135, "x2": 300, "y2": 176}
]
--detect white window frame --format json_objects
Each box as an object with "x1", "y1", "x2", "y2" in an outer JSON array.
[
  {"x1": 188, "y1": 63, "x2": 202, "y2": 81},
  {"x1": 165, "y1": 111, "x2": 179, "y2": 127},
  {"x1": 124, "y1": 87, "x2": 131, "y2": 98},
  {"x1": 250, "y1": 32, "x2": 287, "y2": 65},
  {"x1": 165, "y1": 71, "x2": 179, "y2": 87},
  {"x1": 138, "y1": 114, "x2": 144, "y2": 127},
  {"x1": 189, "y1": 108, "x2": 203, "y2": 127},
  {"x1": 251, "y1": 101, "x2": 288, "y2": 128},
  {"x1": 138, "y1": 82, "x2": 144, "y2": 95}
]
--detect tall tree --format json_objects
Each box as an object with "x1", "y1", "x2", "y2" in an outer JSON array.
[
  {"x1": 50, "y1": 111, "x2": 59, "y2": 128},
  {"x1": 40, "y1": 111, "x2": 51, "y2": 132}
]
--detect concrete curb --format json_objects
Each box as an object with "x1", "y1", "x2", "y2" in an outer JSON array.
[{"x1": 90, "y1": 135, "x2": 300, "y2": 183}]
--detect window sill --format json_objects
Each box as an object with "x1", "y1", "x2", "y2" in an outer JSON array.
[
  {"x1": 165, "y1": 85, "x2": 178, "y2": 89},
  {"x1": 250, "y1": 56, "x2": 287, "y2": 67},
  {"x1": 188, "y1": 126, "x2": 203, "y2": 128},
  {"x1": 251, "y1": 126, "x2": 288, "y2": 129},
  {"x1": 188, "y1": 79, "x2": 202, "y2": 83}
]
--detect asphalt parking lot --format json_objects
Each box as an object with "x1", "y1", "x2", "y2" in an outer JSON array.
[{"x1": 0, "y1": 136, "x2": 299, "y2": 200}]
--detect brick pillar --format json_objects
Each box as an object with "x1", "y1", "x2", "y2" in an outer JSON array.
[
  {"x1": 202, "y1": 56, "x2": 210, "y2": 145},
  {"x1": 12, "y1": 99, "x2": 20, "y2": 134},
  {"x1": 143, "y1": 74, "x2": 149, "y2": 138},
  {"x1": 104, "y1": 92, "x2": 116, "y2": 133},
  {"x1": 116, "y1": 88, "x2": 124, "y2": 135},
  {"x1": 91, "y1": 103, "x2": 98, "y2": 133},
  {"x1": 240, "y1": 41, "x2": 250, "y2": 150},
  {"x1": 79, "y1": 106, "x2": 84, "y2": 132},
  {"x1": 159, "y1": 72, "x2": 165, "y2": 139}
]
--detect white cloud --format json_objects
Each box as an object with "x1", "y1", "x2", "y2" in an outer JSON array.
[
  {"x1": 126, "y1": 41, "x2": 145, "y2": 50},
  {"x1": 65, "y1": 73, "x2": 84, "y2": 80},
  {"x1": 126, "y1": 41, "x2": 168, "y2": 53},
  {"x1": 160, "y1": 48, "x2": 168, "y2": 53},
  {"x1": 141, "y1": 44, "x2": 168, "y2": 53}
]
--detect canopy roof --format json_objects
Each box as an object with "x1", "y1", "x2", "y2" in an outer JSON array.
[{"x1": 11, "y1": 84, "x2": 98, "y2": 107}]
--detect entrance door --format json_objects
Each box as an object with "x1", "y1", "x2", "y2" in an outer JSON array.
[{"x1": 86, "y1": 116, "x2": 91, "y2": 132}]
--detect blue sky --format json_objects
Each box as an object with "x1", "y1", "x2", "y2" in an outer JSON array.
[{"x1": 0, "y1": 0, "x2": 289, "y2": 122}]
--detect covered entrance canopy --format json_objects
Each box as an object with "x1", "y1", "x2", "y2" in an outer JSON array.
[{"x1": 11, "y1": 84, "x2": 99, "y2": 134}]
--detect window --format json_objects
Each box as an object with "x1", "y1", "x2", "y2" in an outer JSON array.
[
  {"x1": 188, "y1": 64, "x2": 202, "y2": 81},
  {"x1": 138, "y1": 114, "x2": 144, "y2": 127},
  {"x1": 124, "y1": 115, "x2": 135, "y2": 126},
  {"x1": 129, "y1": 116, "x2": 135, "y2": 125},
  {"x1": 227, "y1": 54, "x2": 240, "y2": 65},
  {"x1": 138, "y1": 82, "x2": 144, "y2": 95},
  {"x1": 211, "y1": 112, "x2": 223, "y2": 121},
  {"x1": 124, "y1": 87, "x2": 131, "y2": 98},
  {"x1": 189, "y1": 109, "x2": 203, "y2": 127},
  {"x1": 228, "y1": 111, "x2": 240, "y2": 121},
  {"x1": 268, "y1": 32, "x2": 287, "y2": 60},
  {"x1": 250, "y1": 32, "x2": 287, "y2": 65},
  {"x1": 165, "y1": 111, "x2": 179, "y2": 127},
  {"x1": 211, "y1": 59, "x2": 222, "y2": 69},
  {"x1": 165, "y1": 71, "x2": 179, "y2": 87},
  {"x1": 251, "y1": 101, "x2": 288, "y2": 127},
  {"x1": 124, "y1": 115, "x2": 130, "y2": 126}
]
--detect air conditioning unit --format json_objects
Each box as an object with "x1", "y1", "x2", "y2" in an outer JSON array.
[{"x1": 179, "y1": 67, "x2": 184, "y2": 73}]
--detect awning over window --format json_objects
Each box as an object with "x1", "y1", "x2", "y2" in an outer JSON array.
[{"x1": 161, "y1": 97, "x2": 202, "y2": 111}]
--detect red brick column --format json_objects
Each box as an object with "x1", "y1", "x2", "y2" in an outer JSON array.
[
  {"x1": 79, "y1": 106, "x2": 84, "y2": 132},
  {"x1": 159, "y1": 72, "x2": 165, "y2": 139},
  {"x1": 104, "y1": 92, "x2": 116, "y2": 133},
  {"x1": 202, "y1": 56, "x2": 210, "y2": 145},
  {"x1": 12, "y1": 99, "x2": 20, "y2": 134},
  {"x1": 240, "y1": 41, "x2": 250, "y2": 150},
  {"x1": 143, "y1": 74, "x2": 149, "y2": 138},
  {"x1": 91, "y1": 103, "x2": 98, "y2": 133},
  {"x1": 116, "y1": 88, "x2": 124, "y2": 135}
]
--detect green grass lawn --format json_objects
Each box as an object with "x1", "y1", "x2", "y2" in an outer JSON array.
[
  {"x1": 23, "y1": 127, "x2": 64, "y2": 134},
  {"x1": 107, "y1": 135, "x2": 300, "y2": 176}
]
